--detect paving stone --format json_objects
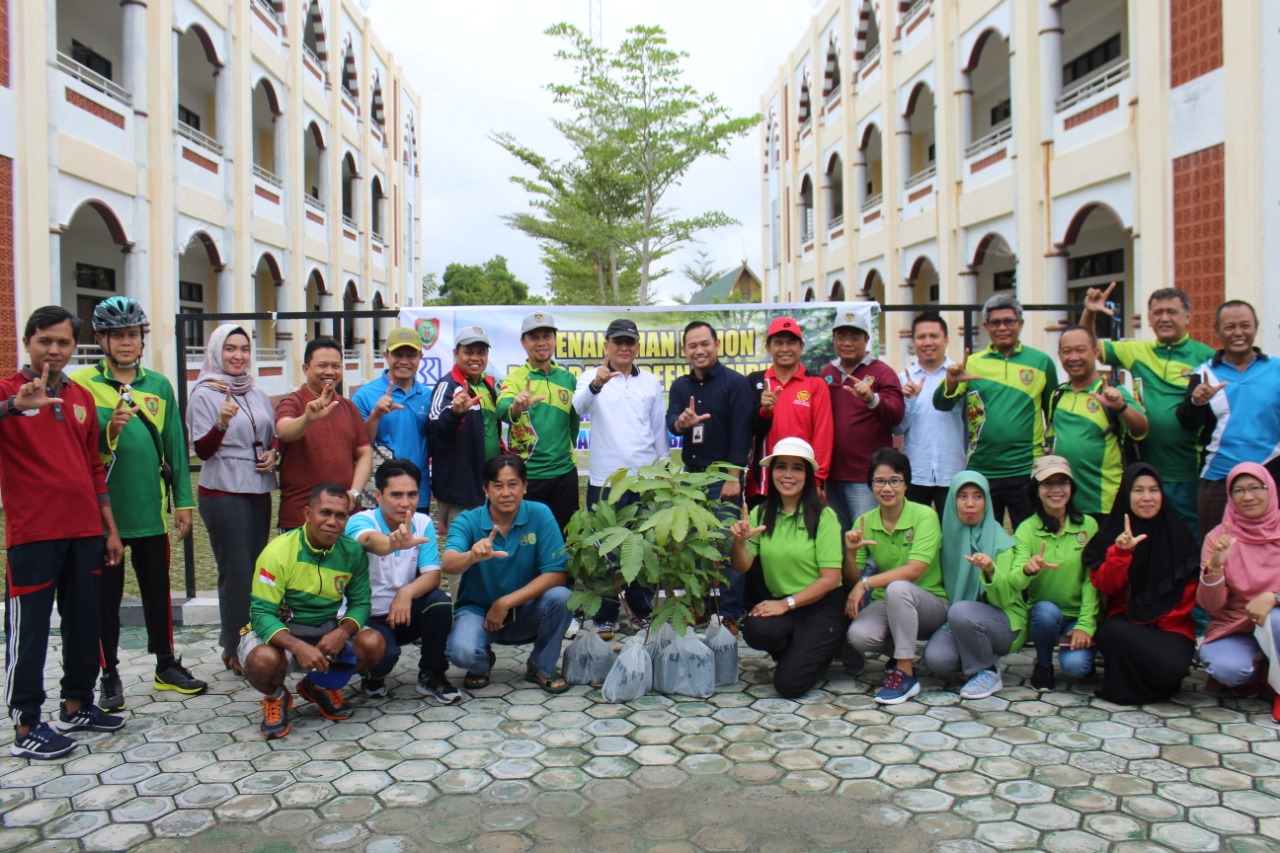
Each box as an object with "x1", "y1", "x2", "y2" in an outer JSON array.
[
  {"x1": 1149, "y1": 821, "x2": 1223, "y2": 852},
  {"x1": 81, "y1": 823, "x2": 151, "y2": 852}
]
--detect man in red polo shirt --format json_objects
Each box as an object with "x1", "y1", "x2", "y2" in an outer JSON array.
[{"x1": 745, "y1": 316, "x2": 834, "y2": 503}]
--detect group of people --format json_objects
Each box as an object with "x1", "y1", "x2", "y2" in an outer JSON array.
[{"x1": 1, "y1": 288, "x2": 1278, "y2": 759}]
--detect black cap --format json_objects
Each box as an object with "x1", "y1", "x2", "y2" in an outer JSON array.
[{"x1": 605, "y1": 318, "x2": 640, "y2": 340}]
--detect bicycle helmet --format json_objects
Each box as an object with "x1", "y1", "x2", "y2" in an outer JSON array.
[{"x1": 92, "y1": 296, "x2": 150, "y2": 333}]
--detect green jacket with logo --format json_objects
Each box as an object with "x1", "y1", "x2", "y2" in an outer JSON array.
[
  {"x1": 249, "y1": 527, "x2": 371, "y2": 642},
  {"x1": 496, "y1": 361, "x2": 579, "y2": 479}
]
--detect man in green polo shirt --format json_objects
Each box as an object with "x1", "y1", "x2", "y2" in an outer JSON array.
[{"x1": 1081, "y1": 285, "x2": 1214, "y2": 537}]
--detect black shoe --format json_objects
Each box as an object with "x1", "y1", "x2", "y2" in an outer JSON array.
[
  {"x1": 359, "y1": 673, "x2": 388, "y2": 699},
  {"x1": 99, "y1": 671, "x2": 125, "y2": 712},
  {"x1": 417, "y1": 672, "x2": 462, "y2": 705},
  {"x1": 837, "y1": 641, "x2": 865, "y2": 677},
  {"x1": 154, "y1": 658, "x2": 207, "y2": 696},
  {"x1": 1031, "y1": 662, "x2": 1055, "y2": 692},
  {"x1": 10, "y1": 723, "x2": 77, "y2": 759},
  {"x1": 52, "y1": 703, "x2": 125, "y2": 733}
]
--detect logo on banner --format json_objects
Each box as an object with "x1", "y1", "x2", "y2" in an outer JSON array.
[{"x1": 414, "y1": 318, "x2": 441, "y2": 350}]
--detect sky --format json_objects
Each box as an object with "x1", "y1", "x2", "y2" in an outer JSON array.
[{"x1": 364, "y1": 0, "x2": 819, "y2": 303}]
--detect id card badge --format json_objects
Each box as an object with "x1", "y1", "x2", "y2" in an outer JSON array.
[{"x1": 690, "y1": 425, "x2": 705, "y2": 445}]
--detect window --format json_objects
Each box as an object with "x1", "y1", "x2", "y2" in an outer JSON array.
[
  {"x1": 177, "y1": 105, "x2": 201, "y2": 131},
  {"x1": 1063, "y1": 34, "x2": 1122, "y2": 87},
  {"x1": 179, "y1": 281, "x2": 205, "y2": 303},
  {"x1": 993, "y1": 270, "x2": 1016, "y2": 291},
  {"x1": 71, "y1": 40, "x2": 112, "y2": 80},
  {"x1": 1067, "y1": 249, "x2": 1124, "y2": 280},
  {"x1": 1069, "y1": 283, "x2": 1125, "y2": 339},
  {"x1": 928, "y1": 283, "x2": 939, "y2": 301},
  {"x1": 927, "y1": 144, "x2": 936, "y2": 164},
  {"x1": 75, "y1": 263, "x2": 116, "y2": 292},
  {"x1": 990, "y1": 99, "x2": 1011, "y2": 126}
]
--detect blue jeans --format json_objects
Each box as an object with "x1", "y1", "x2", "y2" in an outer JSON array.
[
  {"x1": 446, "y1": 586, "x2": 572, "y2": 679},
  {"x1": 1028, "y1": 600, "x2": 1096, "y2": 678},
  {"x1": 1199, "y1": 623, "x2": 1271, "y2": 688},
  {"x1": 827, "y1": 481, "x2": 877, "y2": 532}
]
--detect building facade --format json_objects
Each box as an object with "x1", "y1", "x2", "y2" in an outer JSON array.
[
  {"x1": 760, "y1": 0, "x2": 1279, "y2": 365},
  {"x1": 1, "y1": 0, "x2": 423, "y2": 385}
]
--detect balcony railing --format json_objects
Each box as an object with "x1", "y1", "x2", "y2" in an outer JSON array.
[
  {"x1": 964, "y1": 122, "x2": 1013, "y2": 158},
  {"x1": 1056, "y1": 59, "x2": 1131, "y2": 113},
  {"x1": 304, "y1": 193, "x2": 326, "y2": 213},
  {"x1": 371, "y1": 230, "x2": 385, "y2": 245},
  {"x1": 252, "y1": 163, "x2": 282, "y2": 187},
  {"x1": 56, "y1": 52, "x2": 132, "y2": 107},
  {"x1": 828, "y1": 213, "x2": 844, "y2": 229},
  {"x1": 176, "y1": 120, "x2": 223, "y2": 155},
  {"x1": 858, "y1": 43, "x2": 882, "y2": 74},
  {"x1": 252, "y1": 0, "x2": 281, "y2": 25},
  {"x1": 902, "y1": 0, "x2": 930, "y2": 30},
  {"x1": 823, "y1": 85, "x2": 842, "y2": 108},
  {"x1": 861, "y1": 192, "x2": 883, "y2": 213},
  {"x1": 302, "y1": 43, "x2": 326, "y2": 78},
  {"x1": 341, "y1": 87, "x2": 358, "y2": 115},
  {"x1": 342, "y1": 214, "x2": 358, "y2": 231},
  {"x1": 904, "y1": 164, "x2": 937, "y2": 190}
]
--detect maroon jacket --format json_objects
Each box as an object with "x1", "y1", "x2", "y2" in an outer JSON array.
[{"x1": 820, "y1": 358, "x2": 905, "y2": 482}]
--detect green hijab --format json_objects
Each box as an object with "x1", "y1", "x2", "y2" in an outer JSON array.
[{"x1": 941, "y1": 471, "x2": 1015, "y2": 604}]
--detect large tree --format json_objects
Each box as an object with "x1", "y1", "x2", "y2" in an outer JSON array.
[
  {"x1": 423, "y1": 256, "x2": 544, "y2": 307},
  {"x1": 497, "y1": 24, "x2": 758, "y2": 306}
]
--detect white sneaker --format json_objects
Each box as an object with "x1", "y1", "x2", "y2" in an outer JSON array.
[
  {"x1": 564, "y1": 617, "x2": 582, "y2": 640},
  {"x1": 960, "y1": 667, "x2": 1004, "y2": 700}
]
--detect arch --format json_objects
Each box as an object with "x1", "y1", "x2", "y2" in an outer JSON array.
[
  {"x1": 825, "y1": 151, "x2": 843, "y2": 174},
  {"x1": 797, "y1": 69, "x2": 812, "y2": 125},
  {"x1": 306, "y1": 119, "x2": 326, "y2": 149},
  {"x1": 252, "y1": 77, "x2": 283, "y2": 117},
  {"x1": 181, "y1": 229, "x2": 223, "y2": 269},
  {"x1": 303, "y1": 0, "x2": 328, "y2": 61},
  {"x1": 255, "y1": 251, "x2": 283, "y2": 285},
  {"x1": 370, "y1": 71, "x2": 386, "y2": 129},
  {"x1": 341, "y1": 37, "x2": 358, "y2": 95},
  {"x1": 829, "y1": 280, "x2": 846, "y2": 301},
  {"x1": 965, "y1": 28, "x2": 1003, "y2": 73},
  {"x1": 862, "y1": 268, "x2": 884, "y2": 296},
  {"x1": 342, "y1": 150, "x2": 359, "y2": 177},
  {"x1": 181, "y1": 23, "x2": 222, "y2": 67},
  {"x1": 859, "y1": 122, "x2": 881, "y2": 151},
  {"x1": 908, "y1": 255, "x2": 934, "y2": 283},
  {"x1": 307, "y1": 267, "x2": 329, "y2": 295},
  {"x1": 822, "y1": 33, "x2": 841, "y2": 98},
  {"x1": 798, "y1": 173, "x2": 815, "y2": 242},
  {"x1": 971, "y1": 232, "x2": 1014, "y2": 268},
  {"x1": 904, "y1": 81, "x2": 933, "y2": 118},
  {"x1": 853, "y1": 0, "x2": 881, "y2": 61},
  {"x1": 403, "y1": 113, "x2": 417, "y2": 166},
  {"x1": 803, "y1": 287, "x2": 816, "y2": 302},
  {"x1": 344, "y1": 279, "x2": 361, "y2": 303},
  {"x1": 1058, "y1": 202, "x2": 1129, "y2": 247},
  {"x1": 65, "y1": 199, "x2": 131, "y2": 246}
]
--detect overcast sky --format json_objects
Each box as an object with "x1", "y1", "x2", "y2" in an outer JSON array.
[{"x1": 365, "y1": 0, "x2": 818, "y2": 302}]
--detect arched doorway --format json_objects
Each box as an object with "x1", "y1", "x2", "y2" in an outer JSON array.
[
  {"x1": 254, "y1": 253, "x2": 282, "y2": 347},
  {"x1": 305, "y1": 268, "x2": 330, "y2": 341},
  {"x1": 342, "y1": 280, "x2": 360, "y2": 352},
  {"x1": 1061, "y1": 204, "x2": 1132, "y2": 340},
  {"x1": 178, "y1": 231, "x2": 221, "y2": 344},
  {"x1": 972, "y1": 233, "x2": 1016, "y2": 349},
  {"x1": 60, "y1": 201, "x2": 131, "y2": 345}
]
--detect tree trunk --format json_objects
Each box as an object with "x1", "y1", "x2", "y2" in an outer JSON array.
[
  {"x1": 609, "y1": 244, "x2": 621, "y2": 304},
  {"x1": 595, "y1": 250, "x2": 607, "y2": 302}
]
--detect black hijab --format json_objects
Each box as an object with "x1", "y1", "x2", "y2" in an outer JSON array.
[{"x1": 1083, "y1": 463, "x2": 1200, "y2": 624}]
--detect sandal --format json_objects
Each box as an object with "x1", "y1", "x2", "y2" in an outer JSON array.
[
  {"x1": 524, "y1": 659, "x2": 570, "y2": 694},
  {"x1": 464, "y1": 648, "x2": 497, "y2": 690},
  {"x1": 221, "y1": 652, "x2": 243, "y2": 676}
]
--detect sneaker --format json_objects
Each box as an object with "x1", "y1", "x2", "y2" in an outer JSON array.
[
  {"x1": 359, "y1": 673, "x2": 388, "y2": 699},
  {"x1": 51, "y1": 703, "x2": 125, "y2": 733},
  {"x1": 874, "y1": 668, "x2": 921, "y2": 705},
  {"x1": 297, "y1": 676, "x2": 354, "y2": 720},
  {"x1": 154, "y1": 658, "x2": 208, "y2": 696},
  {"x1": 564, "y1": 616, "x2": 582, "y2": 640},
  {"x1": 259, "y1": 688, "x2": 292, "y2": 740},
  {"x1": 98, "y1": 670, "x2": 125, "y2": 712},
  {"x1": 417, "y1": 672, "x2": 463, "y2": 705},
  {"x1": 720, "y1": 616, "x2": 740, "y2": 638},
  {"x1": 630, "y1": 617, "x2": 653, "y2": 635},
  {"x1": 594, "y1": 620, "x2": 618, "y2": 641},
  {"x1": 836, "y1": 641, "x2": 865, "y2": 677},
  {"x1": 10, "y1": 723, "x2": 77, "y2": 759},
  {"x1": 1031, "y1": 662, "x2": 1055, "y2": 692},
  {"x1": 960, "y1": 668, "x2": 1004, "y2": 700}
]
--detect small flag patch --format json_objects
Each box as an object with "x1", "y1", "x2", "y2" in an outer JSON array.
[{"x1": 258, "y1": 568, "x2": 277, "y2": 587}]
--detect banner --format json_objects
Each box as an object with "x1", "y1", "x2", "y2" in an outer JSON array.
[{"x1": 399, "y1": 302, "x2": 879, "y2": 454}]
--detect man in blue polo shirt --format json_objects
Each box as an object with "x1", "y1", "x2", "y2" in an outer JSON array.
[
  {"x1": 354, "y1": 328, "x2": 432, "y2": 511},
  {"x1": 442, "y1": 455, "x2": 573, "y2": 694}
]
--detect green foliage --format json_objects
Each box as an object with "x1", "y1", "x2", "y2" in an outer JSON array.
[
  {"x1": 682, "y1": 249, "x2": 728, "y2": 292},
  {"x1": 563, "y1": 460, "x2": 739, "y2": 635},
  {"x1": 425, "y1": 256, "x2": 545, "y2": 307}
]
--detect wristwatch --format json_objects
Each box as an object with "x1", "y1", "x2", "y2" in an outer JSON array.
[
  {"x1": 348, "y1": 488, "x2": 362, "y2": 503},
  {"x1": 785, "y1": 595, "x2": 797, "y2": 611},
  {"x1": 5, "y1": 396, "x2": 19, "y2": 417}
]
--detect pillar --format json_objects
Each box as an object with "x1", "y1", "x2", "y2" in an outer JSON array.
[{"x1": 1039, "y1": 2, "x2": 1064, "y2": 143}]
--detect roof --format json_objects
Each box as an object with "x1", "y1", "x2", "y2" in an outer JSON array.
[{"x1": 686, "y1": 263, "x2": 762, "y2": 305}]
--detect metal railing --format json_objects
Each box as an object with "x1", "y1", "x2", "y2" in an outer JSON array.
[
  {"x1": 828, "y1": 213, "x2": 844, "y2": 229},
  {"x1": 341, "y1": 87, "x2": 358, "y2": 114},
  {"x1": 371, "y1": 230, "x2": 385, "y2": 245},
  {"x1": 964, "y1": 121, "x2": 1013, "y2": 159},
  {"x1": 252, "y1": 0, "x2": 281, "y2": 25},
  {"x1": 858, "y1": 43, "x2": 882, "y2": 74},
  {"x1": 252, "y1": 163, "x2": 282, "y2": 187},
  {"x1": 303, "y1": 193, "x2": 326, "y2": 213},
  {"x1": 1056, "y1": 59, "x2": 1131, "y2": 113},
  {"x1": 902, "y1": 0, "x2": 930, "y2": 30},
  {"x1": 823, "y1": 85, "x2": 842, "y2": 108},
  {"x1": 176, "y1": 121, "x2": 223, "y2": 155},
  {"x1": 56, "y1": 51, "x2": 132, "y2": 107},
  {"x1": 861, "y1": 191, "x2": 883, "y2": 213},
  {"x1": 342, "y1": 214, "x2": 358, "y2": 231},
  {"x1": 302, "y1": 42, "x2": 326, "y2": 77},
  {"x1": 904, "y1": 163, "x2": 937, "y2": 190},
  {"x1": 343, "y1": 349, "x2": 361, "y2": 361}
]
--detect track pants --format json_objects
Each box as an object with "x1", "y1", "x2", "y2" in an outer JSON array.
[{"x1": 100, "y1": 534, "x2": 174, "y2": 671}]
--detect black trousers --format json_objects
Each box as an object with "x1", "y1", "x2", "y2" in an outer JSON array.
[
  {"x1": 366, "y1": 589, "x2": 454, "y2": 679},
  {"x1": 527, "y1": 469, "x2": 581, "y2": 533},
  {"x1": 5, "y1": 536, "x2": 103, "y2": 728},
  {"x1": 906, "y1": 484, "x2": 949, "y2": 516},
  {"x1": 742, "y1": 586, "x2": 850, "y2": 699},
  {"x1": 987, "y1": 476, "x2": 1032, "y2": 530},
  {"x1": 1094, "y1": 615, "x2": 1195, "y2": 705},
  {"x1": 100, "y1": 534, "x2": 175, "y2": 671}
]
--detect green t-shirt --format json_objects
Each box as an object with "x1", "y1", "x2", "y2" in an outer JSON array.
[
  {"x1": 853, "y1": 500, "x2": 946, "y2": 601},
  {"x1": 745, "y1": 505, "x2": 842, "y2": 597},
  {"x1": 1049, "y1": 378, "x2": 1142, "y2": 515},
  {"x1": 1009, "y1": 514, "x2": 1100, "y2": 635},
  {"x1": 496, "y1": 361, "x2": 579, "y2": 479},
  {"x1": 933, "y1": 343, "x2": 1059, "y2": 479},
  {"x1": 1101, "y1": 336, "x2": 1215, "y2": 483}
]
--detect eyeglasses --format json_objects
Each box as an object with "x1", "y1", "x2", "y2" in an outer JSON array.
[
  {"x1": 1230, "y1": 484, "x2": 1268, "y2": 498},
  {"x1": 872, "y1": 478, "x2": 906, "y2": 489},
  {"x1": 985, "y1": 317, "x2": 1021, "y2": 328},
  {"x1": 1039, "y1": 479, "x2": 1071, "y2": 491}
]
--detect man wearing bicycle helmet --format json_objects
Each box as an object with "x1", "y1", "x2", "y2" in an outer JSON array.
[{"x1": 71, "y1": 296, "x2": 206, "y2": 710}]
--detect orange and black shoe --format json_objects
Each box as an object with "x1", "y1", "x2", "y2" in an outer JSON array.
[
  {"x1": 297, "y1": 677, "x2": 354, "y2": 720},
  {"x1": 259, "y1": 687, "x2": 292, "y2": 740}
]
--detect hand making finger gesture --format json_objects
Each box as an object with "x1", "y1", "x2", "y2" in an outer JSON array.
[
  {"x1": 372, "y1": 389, "x2": 404, "y2": 418},
  {"x1": 963, "y1": 551, "x2": 996, "y2": 575},
  {"x1": 1084, "y1": 281, "x2": 1118, "y2": 316},
  {"x1": 730, "y1": 502, "x2": 767, "y2": 542},
  {"x1": 388, "y1": 519, "x2": 432, "y2": 552},
  {"x1": 108, "y1": 395, "x2": 140, "y2": 440},
  {"x1": 470, "y1": 527, "x2": 510, "y2": 562},
  {"x1": 1090, "y1": 382, "x2": 1128, "y2": 412},
  {"x1": 305, "y1": 381, "x2": 340, "y2": 421},
  {"x1": 844, "y1": 517, "x2": 879, "y2": 551},
  {"x1": 1022, "y1": 542, "x2": 1060, "y2": 576},
  {"x1": 451, "y1": 387, "x2": 480, "y2": 416},
  {"x1": 759, "y1": 387, "x2": 778, "y2": 411},
  {"x1": 511, "y1": 389, "x2": 546, "y2": 416},
  {"x1": 1192, "y1": 380, "x2": 1228, "y2": 406},
  {"x1": 677, "y1": 396, "x2": 711, "y2": 432},
  {"x1": 1114, "y1": 513, "x2": 1148, "y2": 551},
  {"x1": 843, "y1": 376, "x2": 875, "y2": 403},
  {"x1": 945, "y1": 349, "x2": 982, "y2": 392},
  {"x1": 1205, "y1": 521, "x2": 1234, "y2": 574},
  {"x1": 593, "y1": 363, "x2": 624, "y2": 389},
  {"x1": 217, "y1": 387, "x2": 241, "y2": 429},
  {"x1": 901, "y1": 375, "x2": 921, "y2": 399},
  {"x1": 13, "y1": 363, "x2": 65, "y2": 412}
]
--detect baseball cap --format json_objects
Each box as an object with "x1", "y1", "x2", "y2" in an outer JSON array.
[
  {"x1": 302, "y1": 642, "x2": 359, "y2": 690},
  {"x1": 520, "y1": 312, "x2": 557, "y2": 335},
  {"x1": 605, "y1": 318, "x2": 640, "y2": 341},
  {"x1": 831, "y1": 310, "x2": 870, "y2": 335},
  {"x1": 766, "y1": 316, "x2": 804, "y2": 342},
  {"x1": 1031, "y1": 455, "x2": 1074, "y2": 482},
  {"x1": 456, "y1": 326, "x2": 491, "y2": 347},
  {"x1": 385, "y1": 327, "x2": 422, "y2": 352},
  {"x1": 759, "y1": 436, "x2": 819, "y2": 471}
]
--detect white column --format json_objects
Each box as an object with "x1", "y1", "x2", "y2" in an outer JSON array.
[
  {"x1": 896, "y1": 114, "x2": 913, "y2": 198},
  {"x1": 216, "y1": 266, "x2": 234, "y2": 316},
  {"x1": 120, "y1": 1, "x2": 148, "y2": 112},
  {"x1": 956, "y1": 77, "x2": 973, "y2": 155},
  {"x1": 1039, "y1": 2, "x2": 1064, "y2": 142},
  {"x1": 215, "y1": 68, "x2": 233, "y2": 153},
  {"x1": 853, "y1": 154, "x2": 867, "y2": 221},
  {"x1": 49, "y1": 230, "x2": 63, "y2": 309},
  {"x1": 1044, "y1": 251, "x2": 1069, "y2": 335},
  {"x1": 46, "y1": 0, "x2": 58, "y2": 64}
]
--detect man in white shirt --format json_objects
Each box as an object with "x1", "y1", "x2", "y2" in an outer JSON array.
[
  {"x1": 896, "y1": 312, "x2": 966, "y2": 514},
  {"x1": 573, "y1": 318, "x2": 670, "y2": 637},
  {"x1": 345, "y1": 459, "x2": 460, "y2": 704}
]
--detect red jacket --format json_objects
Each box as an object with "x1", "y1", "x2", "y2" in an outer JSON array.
[
  {"x1": 746, "y1": 365, "x2": 833, "y2": 497},
  {"x1": 1091, "y1": 545, "x2": 1197, "y2": 641},
  {"x1": 819, "y1": 359, "x2": 905, "y2": 482}
]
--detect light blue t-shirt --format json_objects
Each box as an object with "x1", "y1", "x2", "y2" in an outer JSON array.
[
  {"x1": 345, "y1": 508, "x2": 438, "y2": 617},
  {"x1": 352, "y1": 372, "x2": 432, "y2": 505},
  {"x1": 443, "y1": 500, "x2": 567, "y2": 616}
]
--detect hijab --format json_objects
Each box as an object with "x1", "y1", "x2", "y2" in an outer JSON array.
[
  {"x1": 1211, "y1": 462, "x2": 1280, "y2": 601},
  {"x1": 941, "y1": 471, "x2": 1015, "y2": 604},
  {"x1": 1083, "y1": 462, "x2": 1199, "y2": 623},
  {"x1": 193, "y1": 324, "x2": 256, "y2": 395}
]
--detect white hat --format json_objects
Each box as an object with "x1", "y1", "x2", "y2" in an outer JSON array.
[{"x1": 759, "y1": 436, "x2": 819, "y2": 472}]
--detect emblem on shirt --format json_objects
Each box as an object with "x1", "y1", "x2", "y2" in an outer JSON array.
[
  {"x1": 557, "y1": 389, "x2": 570, "y2": 406},
  {"x1": 864, "y1": 376, "x2": 875, "y2": 386},
  {"x1": 521, "y1": 533, "x2": 537, "y2": 545},
  {"x1": 145, "y1": 397, "x2": 159, "y2": 417},
  {"x1": 796, "y1": 390, "x2": 811, "y2": 402},
  {"x1": 825, "y1": 375, "x2": 834, "y2": 384},
  {"x1": 258, "y1": 568, "x2": 276, "y2": 588},
  {"x1": 1086, "y1": 398, "x2": 1100, "y2": 413},
  {"x1": 904, "y1": 528, "x2": 915, "y2": 544},
  {"x1": 73, "y1": 403, "x2": 87, "y2": 424},
  {"x1": 1019, "y1": 369, "x2": 1034, "y2": 386},
  {"x1": 1075, "y1": 532, "x2": 1088, "y2": 545},
  {"x1": 334, "y1": 574, "x2": 351, "y2": 595}
]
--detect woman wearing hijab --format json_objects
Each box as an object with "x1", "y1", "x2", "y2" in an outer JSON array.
[
  {"x1": 1198, "y1": 462, "x2": 1280, "y2": 721},
  {"x1": 922, "y1": 472, "x2": 1024, "y2": 700},
  {"x1": 187, "y1": 325, "x2": 278, "y2": 675},
  {"x1": 1085, "y1": 463, "x2": 1199, "y2": 705}
]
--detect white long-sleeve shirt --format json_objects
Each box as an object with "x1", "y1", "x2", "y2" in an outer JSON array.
[{"x1": 574, "y1": 366, "x2": 670, "y2": 487}]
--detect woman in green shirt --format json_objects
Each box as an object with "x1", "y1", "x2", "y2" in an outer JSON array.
[
  {"x1": 731, "y1": 437, "x2": 847, "y2": 698},
  {"x1": 842, "y1": 448, "x2": 947, "y2": 704},
  {"x1": 1012, "y1": 455, "x2": 1100, "y2": 692}
]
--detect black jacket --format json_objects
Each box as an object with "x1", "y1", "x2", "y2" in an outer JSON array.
[{"x1": 428, "y1": 366, "x2": 501, "y2": 506}]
